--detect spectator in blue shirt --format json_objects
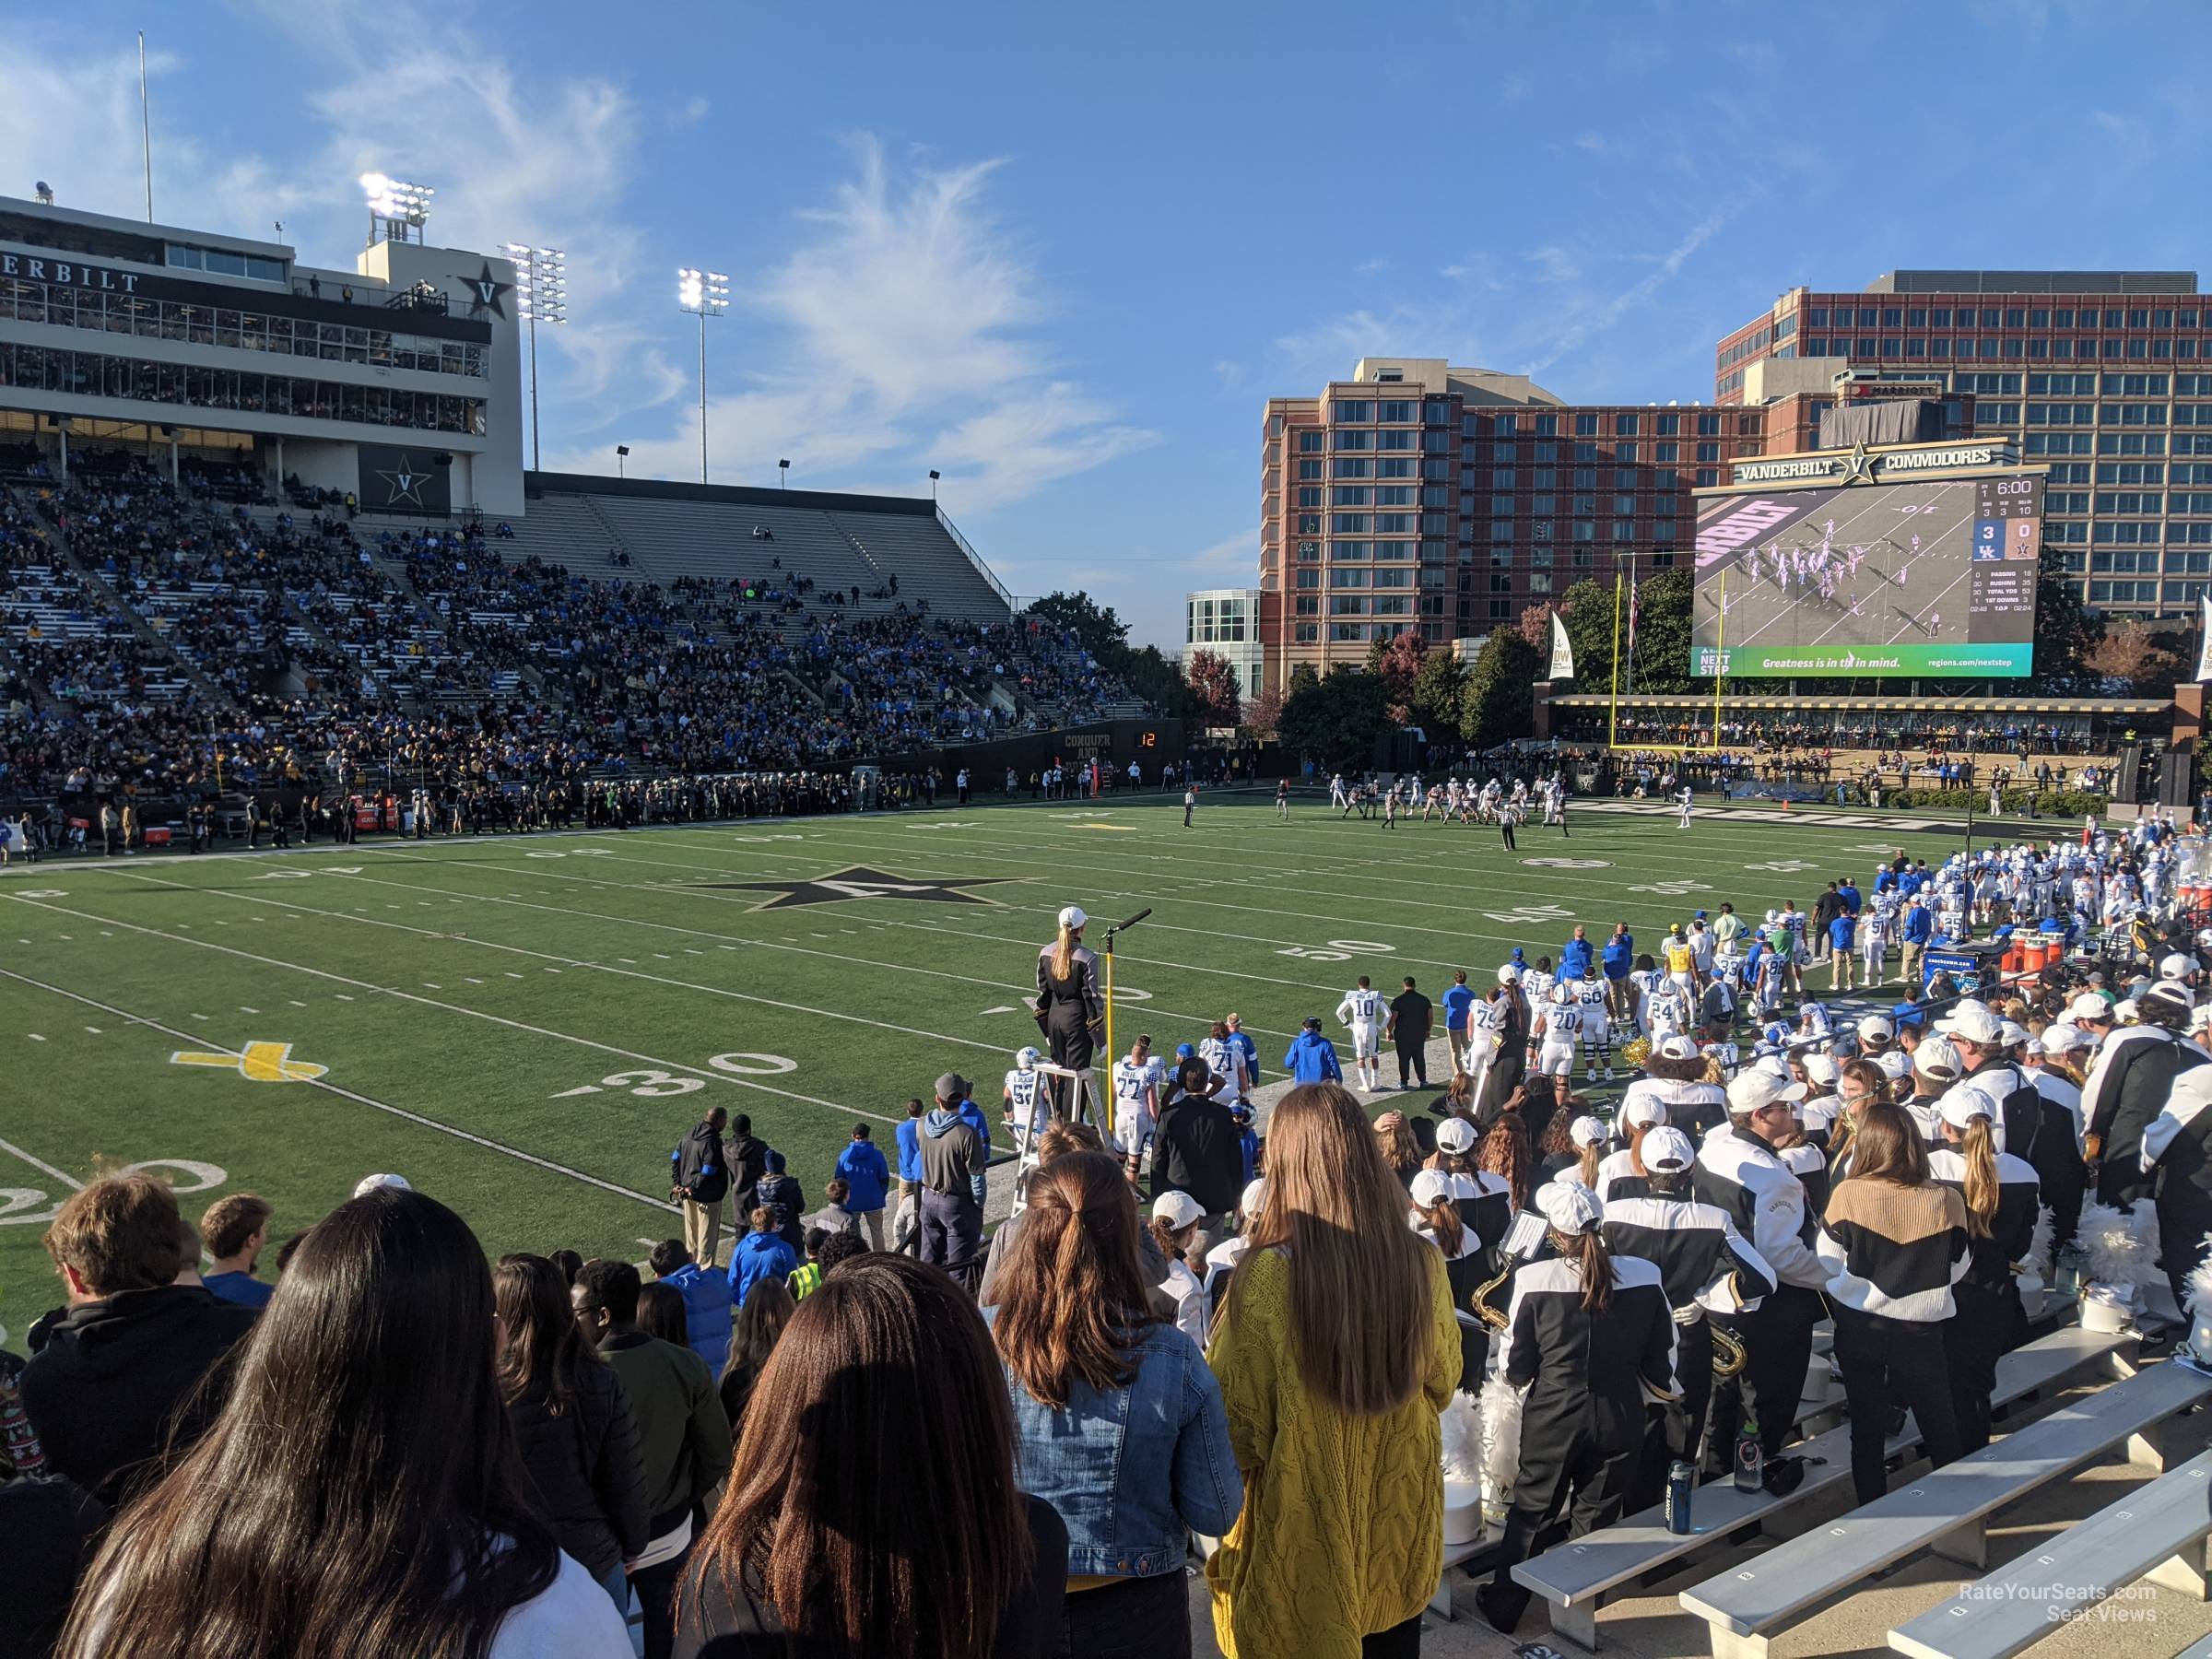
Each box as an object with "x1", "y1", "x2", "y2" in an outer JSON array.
[
  {"x1": 731, "y1": 1209, "x2": 799, "y2": 1309},
  {"x1": 1836, "y1": 879, "x2": 1863, "y2": 918},
  {"x1": 199, "y1": 1194, "x2": 275, "y2": 1310},
  {"x1": 1559, "y1": 925, "x2": 1594, "y2": 981},
  {"x1": 650, "y1": 1238, "x2": 733, "y2": 1375},
  {"x1": 1225, "y1": 1012, "x2": 1260, "y2": 1087},
  {"x1": 1443, "y1": 970, "x2": 1477, "y2": 1073},
  {"x1": 896, "y1": 1097, "x2": 925, "y2": 1203},
  {"x1": 833, "y1": 1124, "x2": 892, "y2": 1251},
  {"x1": 1283, "y1": 1018, "x2": 1344, "y2": 1084},
  {"x1": 1828, "y1": 912, "x2": 1857, "y2": 990}
]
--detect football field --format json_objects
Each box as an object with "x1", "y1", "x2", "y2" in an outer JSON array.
[{"x1": 0, "y1": 792, "x2": 1978, "y2": 1338}]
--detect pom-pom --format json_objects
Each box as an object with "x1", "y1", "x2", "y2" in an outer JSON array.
[
  {"x1": 2079, "y1": 1201, "x2": 2158, "y2": 1289},
  {"x1": 2186, "y1": 1235, "x2": 2212, "y2": 1319},
  {"x1": 1478, "y1": 1375, "x2": 1524, "y2": 1512},
  {"x1": 2021, "y1": 1205, "x2": 2055, "y2": 1280},
  {"x1": 1439, "y1": 1392, "x2": 1485, "y2": 1484}
]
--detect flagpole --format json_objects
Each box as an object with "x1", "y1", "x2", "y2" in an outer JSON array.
[{"x1": 1607, "y1": 568, "x2": 1624, "y2": 753}]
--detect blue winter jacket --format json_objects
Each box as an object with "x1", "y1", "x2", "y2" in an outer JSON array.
[
  {"x1": 1282, "y1": 1031, "x2": 1344, "y2": 1084},
  {"x1": 663, "y1": 1261, "x2": 732, "y2": 1374},
  {"x1": 983, "y1": 1311, "x2": 1242, "y2": 1578},
  {"x1": 834, "y1": 1140, "x2": 891, "y2": 1214},
  {"x1": 896, "y1": 1119, "x2": 924, "y2": 1182},
  {"x1": 1559, "y1": 938, "x2": 1594, "y2": 980},
  {"x1": 731, "y1": 1231, "x2": 798, "y2": 1309}
]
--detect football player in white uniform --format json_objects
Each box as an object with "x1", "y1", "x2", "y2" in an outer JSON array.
[
  {"x1": 1109, "y1": 1036, "x2": 1162, "y2": 1183},
  {"x1": 1197, "y1": 1019, "x2": 1250, "y2": 1106},
  {"x1": 1646, "y1": 976, "x2": 1692, "y2": 1042},
  {"x1": 1574, "y1": 964, "x2": 1614, "y2": 1083},
  {"x1": 1534, "y1": 982, "x2": 1582, "y2": 1102},
  {"x1": 1003, "y1": 1046, "x2": 1051, "y2": 1163},
  {"x1": 1336, "y1": 975, "x2": 1386, "y2": 1092}
]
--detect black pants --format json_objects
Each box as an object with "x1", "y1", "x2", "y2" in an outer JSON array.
[
  {"x1": 1363, "y1": 1614, "x2": 1422, "y2": 1657},
  {"x1": 1704, "y1": 1284, "x2": 1819, "y2": 1473},
  {"x1": 920, "y1": 1191, "x2": 983, "y2": 1289},
  {"x1": 1945, "y1": 1277, "x2": 2018, "y2": 1454},
  {"x1": 630, "y1": 1539, "x2": 691, "y2": 1659},
  {"x1": 1396, "y1": 1040, "x2": 1429, "y2": 1088},
  {"x1": 1500, "y1": 822, "x2": 1516, "y2": 849},
  {"x1": 1055, "y1": 1571, "x2": 1189, "y2": 1659},
  {"x1": 2160, "y1": 1194, "x2": 2212, "y2": 1332},
  {"x1": 1630, "y1": 1317, "x2": 1712, "y2": 1511},
  {"x1": 1832, "y1": 1302, "x2": 1959, "y2": 1504},
  {"x1": 1491, "y1": 1412, "x2": 1636, "y2": 1591}
]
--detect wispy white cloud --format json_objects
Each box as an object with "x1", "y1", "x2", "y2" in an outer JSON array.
[
  {"x1": 580, "y1": 139, "x2": 1157, "y2": 514},
  {"x1": 1519, "y1": 206, "x2": 1736, "y2": 373}
]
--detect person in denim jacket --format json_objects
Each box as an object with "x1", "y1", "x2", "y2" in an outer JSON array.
[{"x1": 986, "y1": 1151, "x2": 1242, "y2": 1659}]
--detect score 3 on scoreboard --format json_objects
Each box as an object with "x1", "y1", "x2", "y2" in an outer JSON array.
[{"x1": 1968, "y1": 474, "x2": 2041, "y2": 635}]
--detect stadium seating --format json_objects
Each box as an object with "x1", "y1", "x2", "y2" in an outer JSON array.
[
  {"x1": 1887, "y1": 1447, "x2": 2212, "y2": 1659},
  {"x1": 1676, "y1": 1359, "x2": 2212, "y2": 1656},
  {"x1": 1511, "y1": 1322, "x2": 2134, "y2": 1652}
]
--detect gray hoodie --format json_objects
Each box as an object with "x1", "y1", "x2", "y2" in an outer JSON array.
[{"x1": 919, "y1": 1106, "x2": 986, "y2": 1204}]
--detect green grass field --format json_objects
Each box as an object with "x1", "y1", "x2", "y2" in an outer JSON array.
[{"x1": 0, "y1": 791, "x2": 1980, "y2": 1340}]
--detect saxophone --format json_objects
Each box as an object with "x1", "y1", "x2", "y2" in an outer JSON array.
[
  {"x1": 1710, "y1": 1270, "x2": 1751, "y2": 1378},
  {"x1": 1469, "y1": 1257, "x2": 1515, "y2": 1331}
]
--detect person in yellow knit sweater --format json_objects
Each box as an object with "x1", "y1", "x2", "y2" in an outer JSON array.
[{"x1": 1205, "y1": 1082, "x2": 1462, "y2": 1658}]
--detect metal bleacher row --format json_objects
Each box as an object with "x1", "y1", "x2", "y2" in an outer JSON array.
[{"x1": 1501, "y1": 1307, "x2": 2212, "y2": 1659}]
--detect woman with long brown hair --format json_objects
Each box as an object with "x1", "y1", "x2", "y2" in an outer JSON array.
[
  {"x1": 1478, "y1": 1109, "x2": 1535, "y2": 1212},
  {"x1": 1205, "y1": 1082, "x2": 1460, "y2": 1658},
  {"x1": 1373, "y1": 1109, "x2": 1422, "y2": 1193},
  {"x1": 1929, "y1": 1095, "x2": 2039, "y2": 1453},
  {"x1": 494, "y1": 1253, "x2": 650, "y2": 1615},
  {"x1": 1816, "y1": 1103, "x2": 1970, "y2": 1504},
  {"x1": 987, "y1": 1152, "x2": 1241, "y2": 1658},
  {"x1": 61, "y1": 1189, "x2": 631, "y2": 1659},
  {"x1": 717, "y1": 1278, "x2": 794, "y2": 1435},
  {"x1": 675, "y1": 1253, "x2": 1066, "y2": 1658}
]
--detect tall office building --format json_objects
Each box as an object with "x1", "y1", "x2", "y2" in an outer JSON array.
[
  {"x1": 1713, "y1": 272, "x2": 2212, "y2": 614},
  {"x1": 1259, "y1": 358, "x2": 1765, "y2": 687}
]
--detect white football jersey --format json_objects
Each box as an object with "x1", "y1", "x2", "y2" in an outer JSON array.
[
  {"x1": 1542, "y1": 1006, "x2": 1583, "y2": 1043},
  {"x1": 1112, "y1": 1060, "x2": 1157, "y2": 1120},
  {"x1": 1005, "y1": 1068, "x2": 1048, "y2": 1132},
  {"x1": 1197, "y1": 1035, "x2": 1244, "y2": 1103},
  {"x1": 1521, "y1": 970, "x2": 1555, "y2": 1012},
  {"x1": 1338, "y1": 987, "x2": 1384, "y2": 1027}
]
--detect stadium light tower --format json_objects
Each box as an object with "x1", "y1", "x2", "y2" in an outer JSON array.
[
  {"x1": 502, "y1": 244, "x2": 567, "y2": 471},
  {"x1": 360, "y1": 172, "x2": 434, "y2": 245},
  {"x1": 677, "y1": 266, "x2": 729, "y2": 484}
]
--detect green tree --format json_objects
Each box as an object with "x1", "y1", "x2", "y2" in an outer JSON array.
[
  {"x1": 1459, "y1": 629, "x2": 1539, "y2": 749},
  {"x1": 1024, "y1": 591, "x2": 1129, "y2": 657},
  {"x1": 2030, "y1": 546, "x2": 2100, "y2": 693},
  {"x1": 1117, "y1": 644, "x2": 1199, "y2": 720},
  {"x1": 1409, "y1": 647, "x2": 1466, "y2": 735},
  {"x1": 1278, "y1": 665, "x2": 1390, "y2": 767},
  {"x1": 1183, "y1": 648, "x2": 1242, "y2": 725},
  {"x1": 1626, "y1": 568, "x2": 1697, "y2": 693},
  {"x1": 1557, "y1": 576, "x2": 1618, "y2": 693}
]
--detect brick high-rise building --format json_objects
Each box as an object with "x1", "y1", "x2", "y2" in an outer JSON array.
[
  {"x1": 1259, "y1": 358, "x2": 1766, "y2": 688},
  {"x1": 1713, "y1": 272, "x2": 2212, "y2": 615}
]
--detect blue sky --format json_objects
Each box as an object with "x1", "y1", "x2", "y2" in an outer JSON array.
[{"x1": 4, "y1": 1, "x2": 2206, "y2": 643}]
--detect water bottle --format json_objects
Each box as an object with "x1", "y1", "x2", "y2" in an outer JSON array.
[
  {"x1": 1734, "y1": 1415, "x2": 1764, "y2": 1494},
  {"x1": 1665, "y1": 1459, "x2": 1695, "y2": 1534}
]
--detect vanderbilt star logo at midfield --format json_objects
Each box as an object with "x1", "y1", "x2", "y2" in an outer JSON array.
[
  {"x1": 1839, "y1": 441, "x2": 1877, "y2": 485},
  {"x1": 692, "y1": 865, "x2": 1012, "y2": 911}
]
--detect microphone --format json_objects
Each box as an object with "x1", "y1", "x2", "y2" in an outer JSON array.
[{"x1": 1109, "y1": 907, "x2": 1152, "y2": 935}]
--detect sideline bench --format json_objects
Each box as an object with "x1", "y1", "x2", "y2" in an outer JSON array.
[
  {"x1": 1888, "y1": 1447, "x2": 2212, "y2": 1658},
  {"x1": 1677, "y1": 1359, "x2": 2212, "y2": 1657},
  {"x1": 1509, "y1": 1324, "x2": 2131, "y2": 1651}
]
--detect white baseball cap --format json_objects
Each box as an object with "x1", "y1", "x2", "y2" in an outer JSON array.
[
  {"x1": 2066, "y1": 993, "x2": 2113, "y2": 1023},
  {"x1": 1877, "y1": 1049, "x2": 1912, "y2": 1080},
  {"x1": 1570, "y1": 1115, "x2": 1607, "y2": 1148},
  {"x1": 1152, "y1": 1190, "x2": 1206, "y2": 1230},
  {"x1": 1939, "y1": 1092, "x2": 1994, "y2": 1130},
  {"x1": 1857, "y1": 1014, "x2": 1896, "y2": 1043},
  {"x1": 1641, "y1": 1126, "x2": 1697, "y2": 1173},
  {"x1": 1409, "y1": 1169, "x2": 1453, "y2": 1209},
  {"x1": 1658, "y1": 1033, "x2": 1700, "y2": 1060},
  {"x1": 1802, "y1": 1053, "x2": 1841, "y2": 1087},
  {"x1": 1727, "y1": 1069, "x2": 1807, "y2": 1112},
  {"x1": 1535, "y1": 1180, "x2": 1604, "y2": 1236},
  {"x1": 1996, "y1": 1019, "x2": 2030, "y2": 1049},
  {"x1": 1913, "y1": 1036, "x2": 1964, "y2": 1084},
  {"x1": 1057, "y1": 905, "x2": 1088, "y2": 930},
  {"x1": 1239, "y1": 1178, "x2": 1268, "y2": 1218},
  {"x1": 353, "y1": 1172, "x2": 412, "y2": 1198},
  {"x1": 1936, "y1": 1000, "x2": 2002, "y2": 1045},
  {"x1": 1499, "y1": 964, "x2": 1521, "y2": 983},
  {"x1": 2161, "y1": 953, "x2": 2196, "y2": 982},
  {"x1": 1623, "y1": 1098, "x2": 1671, "y2": 1131},
  {"x1": 2145, "y1": 980, "x2": 2195, "y2": 1016},
  {"x1": 1435, "y1": 1117, "x2": 1477, "y2": 1155}
]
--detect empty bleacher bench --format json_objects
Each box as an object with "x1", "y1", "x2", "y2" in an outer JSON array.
[
  {"x1": 1887, "y1": 1446, "x2": 2212, "y2": 1659},
  {"x1": 1677, "y1": 1359, "x2": 2212, "y2": 1657},
  {"x1": 1510, "y1": 1324, "x2": 2131, "y2": 1651}
]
